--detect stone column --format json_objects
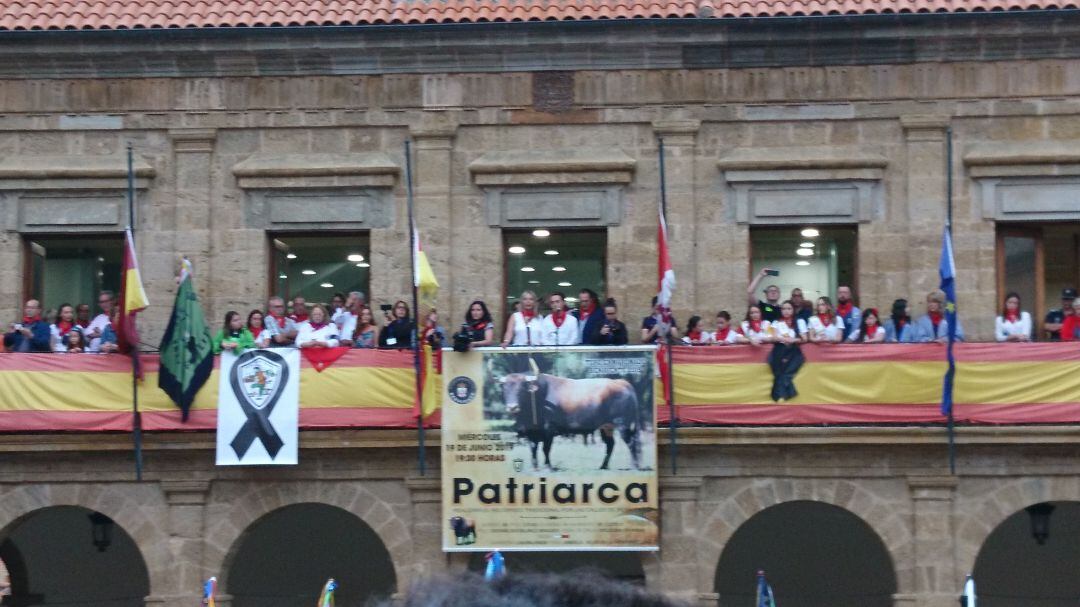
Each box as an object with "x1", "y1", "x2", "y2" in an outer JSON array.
[
  {"x1": 166, "y1": 129, "x2": 217, "y2": 319},
  {"x1": 652, "y1": 119, "x2": 701, "y2": 316},
  {"x1": 654, "y1": 475, "x2": 704, "y2": 602},
  {"x1": 405, "y1": 476, "x2": 445, "y2": 583},
  {"x1": 900, "y1": 116, "x2": 950, "y2": 301},
  {"x1": 907, "y1": 476, "x2": 959, "y2": 607},
  {"x1": 147, "y1": 480, "x2": 212, "y2": 607},
  {"x1": 410, "y1": 120, "x2": 456, "y2": 318}
]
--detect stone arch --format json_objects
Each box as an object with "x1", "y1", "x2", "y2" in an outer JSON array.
[
  {"x1": 696, "y1": 478, "x2": 913, "y2": 594},
  {"x1": 955, "y1": 476, "x2": 1080, "y2": 579},
  {"x1": 0, "y1": 483, "x2": 170, "y2": 596},
  {"x1": 203, "y1": 480, "x2": 412, "y2": 591}
]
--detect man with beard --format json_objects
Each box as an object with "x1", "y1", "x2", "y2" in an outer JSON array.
[{"x1": 836, "y1": 285, "x2": 862, "y2": 341}]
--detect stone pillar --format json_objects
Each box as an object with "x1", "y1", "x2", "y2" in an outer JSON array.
[
  {"x1": 900, "y1": 116, "x2": 950, "y2": 301},
  {"x1": 907, "y1": 476, "x2": 959, "y2": 607},
  {"x1": 654, "y1": 475, "x2": 703, "y2": 602},
  {"x1": 410, "y1": 120, "x2": 457, "y2": 318},
  {"x1": 167, "y1": 129, "x2": 217, "y2": 320},
  {"x1": 652, "y1": 119, "x2": 701, "y2": 316},
  {"x1": 146, "y1": 480, "x2": 212, "y2": 607},
  {"x1": 405, "y1": 476, "x2": 444, "y2": 583}
]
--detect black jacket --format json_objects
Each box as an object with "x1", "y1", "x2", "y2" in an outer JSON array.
[{"x1": 379, "y1": 318, "x2": 413, "y2": 349}]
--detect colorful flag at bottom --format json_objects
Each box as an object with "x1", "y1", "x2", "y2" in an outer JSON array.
[
  {"x1": 485, "y1": 551, "x2": 507, "y2": 581},
  {"x1": 202, "y1": 577, "x2": 217, "y2": 607},
  {"x1": 317, "y1": 578, "x2": 337, "y2": 607},
  {"x1": 756, "y1": 570, "x2": 776, "y2": 607}
]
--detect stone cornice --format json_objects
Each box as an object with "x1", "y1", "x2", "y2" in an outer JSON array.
[
  {"x1": 233, "y1": 152, "x2": 400, "y2": 189},
  {"x1": 470, "y1": 147, "x2": 636, "y2": 186},
  {"x1": 718, "y1": 146, "x2": 888, "y2": 171},
  {"x1": 0, "y1": 154, "x2": 155, "y2": 190},
  {"x1": 964, "y1": 141, "x2": 1080, "y2": 166}
]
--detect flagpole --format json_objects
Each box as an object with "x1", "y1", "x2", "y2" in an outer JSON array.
[
  {"x1": 405, "y1": 140, "x2": 426, "y2": 476},
  {"x1": 658, "y1": 137, "x2": 677, "y2": 476},
  {"x1": 946, "y1": 127, "x2": 956, "y2": 476},
  {"x1": 127, "y1": 143, "x2": 144, "y2": 482}
]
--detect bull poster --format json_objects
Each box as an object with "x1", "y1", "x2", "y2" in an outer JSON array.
[
  {"x1": 441, "y1": 346, "x2": 658, "y2": 552},
  {"x1": 216, "y1": 349, "x2": 300, "y2": 466}
]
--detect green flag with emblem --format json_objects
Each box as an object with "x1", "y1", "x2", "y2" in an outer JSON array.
[{"x1": 158, "y1": 258, "x2": 213, "y2": 421}]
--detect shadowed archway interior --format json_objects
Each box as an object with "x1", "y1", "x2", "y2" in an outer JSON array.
[
  {"x1": 226, "y1": 503, "x2": 396, "y2": 607},
  {"x1": 0, "y1": 506, "x2": 149, "y2": 607},
  {"x1": 973, "y1": 501, "x2": 1080, "y2": 607},
  {"x1": 714, "y1": 500, "x2": 896, "y2": 607}
]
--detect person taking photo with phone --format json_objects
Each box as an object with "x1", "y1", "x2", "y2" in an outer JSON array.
[{"x1": 747, "y1": 268, "x2": 782, "y2": 322}]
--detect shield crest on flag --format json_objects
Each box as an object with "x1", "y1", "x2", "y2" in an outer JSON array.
[{"x1": 235, "y1": 353, "x2": 283, "y2": 410}]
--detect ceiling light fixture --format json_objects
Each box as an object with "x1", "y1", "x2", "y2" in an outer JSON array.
[
  {"x1": 800, "y1": 242, "x2": 815, "y2": 248},
  {"x1": 302, "y1": 269, "x2": 317, "y2": 275},
  {"x1": 532, "y1": 229, "x2": 551, "y2": 238},
  {"x1": 796, "y1": 248, "x2": 814, "y2": 257},
  {"x1": 544, "y1": 250, "x2": 559, "y2": 256},
  {"x1": 558, "y1": 281, "x2": 572, "y2": 287},
  {"x1": 795, "y1": 261, "x2": 810, "y2": 266},
  {"x1": 356, "y1": 262, "x2": 370, "y2": 268},
  {"x1": 521, "y1": 266, "x2": 535, "y2": 272},
  {"x1": 552, "y1": 266, "x2": 566, "y2": 272},
  {"x1": 286, "y1": 253, "x2": 297, "y2": 259},
  {"x1": 347, "y1": 254, "x2": 364, "y2": 262},
  {"x1": 320, "y1": 282, "x2": 334, "y2": 288},
  {"x1": 800, "y1": 228, "x2": 820, "y2": 238},
  {"x1": 508, "y1": 246, "x2": 526, "y2": 254}
]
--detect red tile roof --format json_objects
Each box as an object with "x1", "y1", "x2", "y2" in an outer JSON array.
[{"x1": 0, "y1": 0, "x2": 1074, "y2": 30}]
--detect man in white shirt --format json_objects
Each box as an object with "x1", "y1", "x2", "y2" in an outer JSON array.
[
  {"x1": 336, "y1": 292, "x2": 366, "y2": 347},
  {"x1": 85, "y1": 290, "x2": 115, "y2": 352},
  {"x1": 540, "y1": 292, "x2": 580, "y2": 346}
]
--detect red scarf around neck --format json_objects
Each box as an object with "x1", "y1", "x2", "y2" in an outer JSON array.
[
  {"x1": 817, "y1": 313, "x2": 833, "y2": 327},
  {"x1": 836, "y1": 302, "x2": 853, "y2": 318},
  {"x1": 56, "y1": 320, "x2": 74, "y2": 336},
  {"x1": 521, "y1": 309, "x2": 536, "y2": 323},
  {"x1": 748, "y1": 320, "x2": 762, "y2": 334},
  {"x1": 578, "y1": 302, "x2": 596, "y2": 321},
  {"x1": 308, "y1": 320, "x2": 327, "y2": 331},
  {"x1": 269, "y1": 314, "x2": 288, "y2": 328},
  {"x1": 22, "y1": 315, "x2": 41, "y2": 325},
  {"x1": 688, "y1": 330, "x2": 702, "y2": 342},
  {"x1": 250, "y1": 326, "x2": 263, "y2": 340},
  {"x1": 551, "y1": 309, "x2": 566, "y2": 328},
  {"x1": 865, "y1": 324, "x2": 879, "y2": 339},
  {"x1": 1005, "y1": 311, "x2": 1019, "y2": 323},
  {"x1": 929, "y1": 311, "x2": 943, "y2": 328},
  {"x1": 716, "y1": 327, "x2": 731, "y2": 342}
]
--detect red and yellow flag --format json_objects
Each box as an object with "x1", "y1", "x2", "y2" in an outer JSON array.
[{"x1": 116, "y1": 229, "x2": 149, "y2": 358}]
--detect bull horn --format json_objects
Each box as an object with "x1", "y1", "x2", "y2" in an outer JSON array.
[{"x1": 529, "y1": 357, "x2": 540, "y2": 377}]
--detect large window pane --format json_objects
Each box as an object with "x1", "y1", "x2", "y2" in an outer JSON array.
[
  {"x1": 750, "y1": 226, "x2": 857, "y2": 302},
  {"x1": 504, "y1": 229, "x2": 606, "y2": 310},
  {"x1": 24, "y1": 236, "x2": 122, "y2": 312},
  {"x1": 270, "y1": 234, "x2": 370, "y2": 306}
]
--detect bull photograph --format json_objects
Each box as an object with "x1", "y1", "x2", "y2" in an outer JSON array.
[{"x1": 441, "y1": 345, "x2": 658, "y2": 552}]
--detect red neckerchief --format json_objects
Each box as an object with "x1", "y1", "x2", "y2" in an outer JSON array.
[
  {"x1": 308, "y1": 320, "x2": 327, "y2": 330},
  {"x1": 249, "y1": 326, "x2": 263, "y2": 340},
  {"x1": 688, "y1": 330, "x2": 702, "y2": 341},
  {"x1": 1005, "y1": 312, "x2": 1019, "y2": 323},
  {"x1": 471, "y1": 320, "x2": 488, "y2": 331},
  {"x1": 836, "y1": 302, "x2": 853, "y2": 318},
  {"x1": 897, "y1": 318, "x2": 906, "y2": 328},
  {"x1": 929, "y1": 311, "x2": 943, "y2": 328},
  {"x1": 269, "y1": 314, "x2": 288, "y2": 328},
  {"x1": 551, "y1": 309, "x2": 566, "y2": 328},
  {"x1": 578, "y1": 302, "x2": 596, "y2": 322},
  {"x1": 22, "y1": 315, "x2": 41, "y2": 324},
  {"x1": 76, "y1": 319, "x2": 89, "y2": 329},
  {"x1": 817, "y1": 313, "x2": 833, "y2": 327},
  {"x1": 56, "y1": 320, "x2": 74, "y2": 336},
  {"x1": 716, "y1": 327, "x2": 731, "y2": 341},
  {"x1": 865, "y1": 324, "x2": 879, "y2": 339},
  {"x1": 521, "y1": 309, "x2": 536, "y2": 323},
  {"x1": 749, "y1": 320, "x2": 762, "y2": 333},
  {"x1": 290, "y1": 313, "x2": 309, "y2": 323}
]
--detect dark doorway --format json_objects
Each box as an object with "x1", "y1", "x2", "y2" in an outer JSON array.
[
  {"x1": 226, "y1": 503, "x2": 395, "y2": 607},
  {"x1": 715, "y1": 500, "x2": 895, "y2": 607},
  {"x1": 0, "y1": 506, "x2": 149, "y2": 607},
  {"x1": 973, "y1": 501, "x2": 1080, "y2": 606}
]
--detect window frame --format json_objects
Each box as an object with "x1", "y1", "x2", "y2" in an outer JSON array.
[
  {"x1": 501, "y1": 227, "x2": 609, "y2": 317},
  {"x1": 746, "y1": 224, "x2": 860, "y2": 302},
  {"x1": 21, "y1": 231, "x2": 124, "y2": 308},
  {"x1": 266, "y1": 230, "x2": 372, "y2": 306}
]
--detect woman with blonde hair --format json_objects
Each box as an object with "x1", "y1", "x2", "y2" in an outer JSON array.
[{"x1": 501, "y1": 290, "x2": 543, "y2": 347}]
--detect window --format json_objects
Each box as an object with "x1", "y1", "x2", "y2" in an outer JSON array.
[
  {"x1": 749, "y1": 226, "x2": 857, "y2": 302},
  {"x1": 23, "y1": 235, "x2": 122, "y2": 311},
  {"x1": 504, "y1": 229, "x2": 606, "y2": 310},
  {"x1": 996, "y1": 222, "x2": 1080, "y2": 339},
  {"x1": 270, "y1": 234, "x2": 370, "y2": 306}
]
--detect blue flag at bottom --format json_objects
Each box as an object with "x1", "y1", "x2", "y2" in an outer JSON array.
[
  {"x1": 939, "y1": 227, "x2": 958, "y2": 416},
  {"x1": 756, "y1": 570, "x2": 776, "y2": 607}
]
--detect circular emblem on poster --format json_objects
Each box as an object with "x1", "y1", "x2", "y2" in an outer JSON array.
[{"x1": 447, "y1": 376, "x2": 477, "y2": 405}]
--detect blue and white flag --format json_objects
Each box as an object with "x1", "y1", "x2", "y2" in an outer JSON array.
[
  {"x1": 485, "y1": 551, "x2": 507, "y2": 581},
  {"x1": 756, "y1": 570, "x2": 776, "y2": 607},
  {"x1": 939, "y1": 227, "x2": 958, "y2": 416}
]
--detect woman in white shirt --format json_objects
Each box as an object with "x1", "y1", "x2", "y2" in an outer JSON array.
[
  {"x1": 771, "y1": 301, "x2": 802, "y2": 344},
  {"x1": 713, "y1": 311, "x2": 748, "y2": 345},
  {"x1": 849, "y1": 307, "x2": 887, "y2": 343},
  {"x1": 502, "y1": 291, "x2": 544, "y2": 347},
  {"x1": 740, "y1": 305, "x2": 772, "y2": 344},
  {"x1": 995, "y1": 291, "x2": 1032, "y2": 342},
  {"x1": 50, "y1": 303, "x2": 78, "y2": 352},
  {"x1": 804, "y1": 297, "x2": 845, "y2": 343},
  {"x1": 295, "y1": 304, "x2": 340, "y2": 348},
  {"x1": 682, "y1": 315, "x2": 714, "y2": 345}
]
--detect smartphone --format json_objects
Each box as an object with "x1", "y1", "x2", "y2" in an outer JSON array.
[
  {"x1": 764, "y1": 269, "x2": 780, "y2": 276},
  {"x1": 380, "y1": 304, "x2": 392, "y2": 312}
]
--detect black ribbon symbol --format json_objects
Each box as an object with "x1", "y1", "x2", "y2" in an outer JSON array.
[{"x1": 229, "y1": 350, "x2": 288, "y2": 459}]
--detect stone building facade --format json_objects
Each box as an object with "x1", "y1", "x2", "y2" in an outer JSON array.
[{"x1": 2, "y1": 8, "x2": 1080, "y2": 607}]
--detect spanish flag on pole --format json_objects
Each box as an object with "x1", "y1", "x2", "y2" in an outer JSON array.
[
  {"x1": 413, "y1": 227, "x2": 439, "y2": 310},
  {"x1": 116, "y1": 228, "x2": 149, "y2": 365}
]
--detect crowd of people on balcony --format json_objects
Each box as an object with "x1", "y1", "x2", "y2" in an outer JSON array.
[{"x1": 4, "y1": 277, "x2": 1079, "y2": 354}]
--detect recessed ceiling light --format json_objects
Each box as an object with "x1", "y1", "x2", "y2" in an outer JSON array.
[
  {"x1": 795, "y1": 261, "x2": 811, "y2": 266},
  {"x1": 800, "y1": 228, "x2": 819, "y2": 238},
  {"x1": 527, "y1": 280, "x2": 540, "y2": 284},
  {"x1": 796, "y1": 248, "x2": 814, "y2": 257},
  {"x1": 565, "y1": 297, "x2": 579, "y2": 303},
  {"x1": 320, "y1": 282, "x2": 333, "y2": 288},
  {"x1": 552, "y1": 266, "x2": 566, "y2": 272},
  {"x1": 521, "y1": 266, "x2": 535, "y2": 272},
  {"x1": 279, "y1": 274, "x2": 287, "y2": 279},
  {"x1": 347, "y1": 254, "x2": 364, "y2": 262},
  {"x1": 800, "y1": 242, "x2": 815, "y2": 248},
  {"x1": 558, "y1": 281, "x2": 572, "y2": 287},
  {"x1": 356, "y1": 262, "x2": 370, "y2": 268},
  {"x1": 302, "y1": 269, "x2": 317, "y2": 275},
  {"x1": 286, "y1": 253, "x2": 297, "y2": 259},
  {"x1": 544, "y1": 250, "x2": 559, "y2": 256},
  {"x1": 508, "y1": 246, "x2": 526, "y2": 254},
  {"x1": 532, "y1": 229, "x2": 551, "y2": 238}
]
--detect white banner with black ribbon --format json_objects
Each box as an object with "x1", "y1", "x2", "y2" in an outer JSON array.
[{"x1": 216, "y1": 348, "x2": 300, "y2": 466}]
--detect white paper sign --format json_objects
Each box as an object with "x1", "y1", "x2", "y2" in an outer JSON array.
[{"x1": 216, "y1": 348, "x2": 300, "y2": 466}]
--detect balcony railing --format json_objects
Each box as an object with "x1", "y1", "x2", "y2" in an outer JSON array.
[{"x1": 0, "y1": 343, "x2": 1077, "y2": 432}]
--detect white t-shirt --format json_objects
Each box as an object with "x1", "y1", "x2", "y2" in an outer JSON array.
[
  {"x1": 539, "y1": 313, "x2": 580, "y2": 346},
  {"x1": 806, "y1": 314, "x2": 845, "y2": 342},
  {"x1": 741, "y1": 320, "x2": 772, "y2": 343},
  {"x1": 995, "y1": 312, "x2": 1032, "y2": 342},
  {"x1": 85, "y1": 313, "x2": 111, "y2": 352},
  {"x1": 336, "y1": 312, "x2": 358, "y2": 340},
  {"x1": 771, "y1": 319, "x2": 800, "y2": 341},
  {"x1": 295, "y1": 322, "x2": 340, "y2": 348},
  {"x1": 509, "y1": 312, "x2": 544, "y2": 346},
  {"x1": 713, "y1": 327, "x2": 742, "y2": 344}
]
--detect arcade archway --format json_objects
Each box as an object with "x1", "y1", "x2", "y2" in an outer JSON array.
[
  {"x1": 466, "y1": 551, "x2": 645, "y2": 584},
  {"x1": 715, "y1": 500, "x2": 896, "y2": 607},
  {"x1": 0, "y1": 506, "x2": 149, "y2": 607},
  {"x1": 973, "y1": 501, "x2": 1080, "y2": 606},
  {"x1": 225, "y1": 503, "x2": 395, "y2": 607}
]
